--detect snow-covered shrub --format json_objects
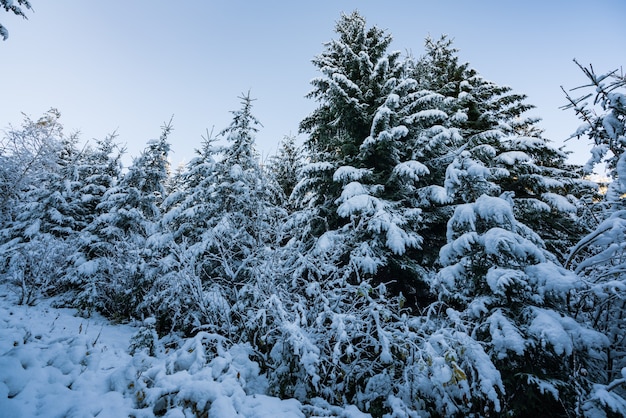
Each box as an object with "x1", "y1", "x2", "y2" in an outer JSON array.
[
  {"x1": 142, "y1": 241, "x2": 230, "y2": 336},
  {"x1": 129, "y1": 317, "x2": 160, "y2": 357},
  {"x1": 1, "y1": 234, "x2": 72, "y2": 305},
  {"x1": 563, "y1": 62, "x2": 626, "y2": 415},
  {"x1": 562, "y1": 61, "x2": 626, "y2": 184},
  {"x1": 110, "y1": 331, "x2": 301, "y2": 416},
  {"x1": 72, "y1": 243, "x2": 146, "y2": 319},
  {"x1": 0, "y1": 109, "x2": 66, "y2": 224},
  {"x1": 253, "y1": 227, "x2": 505, "y2": 417}
]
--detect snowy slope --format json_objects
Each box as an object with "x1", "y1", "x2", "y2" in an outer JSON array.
[
  {"x1": 0, "y1": 286, "x2": 358, "y2": 418},
  {"x1": 0, "y1": 287, "x2": 139, "y2": 417}
]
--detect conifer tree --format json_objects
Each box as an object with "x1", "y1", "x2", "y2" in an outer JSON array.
[
  {"x1": 412, "y1": 36, "x2": 594, "y2": 262},
  {"x1": 300, "y1": 11, "x2": 394, "y2": 163},
  {"x1": 72, "y1": 125, "x2": 169, "y2": 318},
  {"x1": 0, "y1": 114, "x2": 99, "y2": 304},
  {"x1": 142, "y1": 130, "x2": 222, "y2": 334},
  {"x1": 6, "y1": 129, "x2": 84, "y2": 241},
  {"x1": 205, "y1": 92, "x2": 284, "y2": 284},
  {"x1": 147, "y1": 94, "x2": 285, "y2": 335},
  {"x1": 295, "y1": 11, "x2": 402, "y2": 236},
  {"x1": 432, "y1": 194, "x2": 606, "y2": 416},
  {"x1": 76, "y1": 133, "x2": 124, "y2": 224},
  {"x1": 267, "y1": 134, "x2": 303, "y2": 207}
]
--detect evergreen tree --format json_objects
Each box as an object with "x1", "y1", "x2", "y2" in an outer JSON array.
[
  {"x1": 142, "y1": 130, "x2": 222, "y2": 334},
  {"x1": 411, "y1": 36, "x2": 594, "y2": 263},
  {"x1": 205, "y1": 92, "x2": 284, "y2": 285},
  {"x1": 0, "y1": 114, "x2": 90, "y2": 304},
  {"x1": 147, "y1": 94, "x2": 286, "y2": 336},
  {"x1": 159, "y1": 130, "x2": 222, "y2": 248},
  {"x1": 295, "y1": 11, "x2": 403, "y2": 236},
  {"x1": 432, "y1": 194, "x2": 606, "y2": 416},
  {"x1": 72, "y1": 125, "x2": 169, "y2": 318},
  {"x1": 6, "y1": 130, "x2": 85, "y2": 241},
  {"x1": 300, "y1": 11, "x2": 395, "y2": 163},
  {"x1": 76, "y1": 133, "x2": 124, "y2": 224},
  {"x1": 267, "y1": 134, "x2": 303, "y2": 207},
  {"x1": 292, "y1": 12, "x2": 437, "y2": 304},
  {"x1": 330, "y1": 70, "x2": 444, "y2": 304}
]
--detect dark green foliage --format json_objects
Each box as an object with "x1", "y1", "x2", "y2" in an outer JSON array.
[
  {"x1": 300, "y1": 11, "x2": 395, "y2": 163},
  {"x1": 408, "y1": 36, "x2": 595, "y2": 263},
  {"x1": 267, "y1": 134, "x2": 303, "y2": 206}
]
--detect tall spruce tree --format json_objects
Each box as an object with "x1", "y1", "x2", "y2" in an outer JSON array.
[
  {"x1": 295, "y1": 11, "x2": 402, "y2": 235},
  {"x1": 205, "y1": 92, "x2": 284, "y2": 285},
  {"x1": 300, "y1": 11, "x2": 394, "y2": 163},
  {"x1": 143, "y1": 130, "x2": 222, "y2": 334},
  {"x1": 411, "y1": 36, "x2": 594, "y2": 263},
  {"x1": 293, "y1": 12, "x2": 436, "y2": 302}
]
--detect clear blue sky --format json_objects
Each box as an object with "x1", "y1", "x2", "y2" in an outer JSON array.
[{"x1": 1, "y1": 1, "x2": 625, "y2": 169}]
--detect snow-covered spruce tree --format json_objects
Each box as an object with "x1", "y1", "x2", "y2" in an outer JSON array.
[
  {"x1": 267, "y1": 134, "x2": 303, "y2": 209},
  {"x1": 143, "y1": 132, "x2": 221, "y2": 335},
  {"x1": 195, "y1": 92, "x2": 285, "y2": 321},
  {"x1": 72, "y1": 125, "x2": 170, "y2": 319},
  {"x1": 0, "y1": 113, "x2": 92, "y2": 304},
  {"x1": 158, "y1": 130, "x2": 222, "y2": 249},
  {"x1": 293, "y1": 11, "x2": 448, "y2": 308},
  {"x1": 411, "y1": 36, "x2": 594, "y2": 263},
  {"x1": 296, "y1": 11, "x2": 399, "y2": 235},
  {"x1": 146, "y1": 94, "x2": 286, "y2": 337},
  {"x1": 563, "y1": 62, "x2": 626, "y2": 415},
  {"x1": 414, "y1": 36, "x2": 538, "y2": 140},
  {"x1": 431, "y1": 194, "x2": 607, "y2": 416},
  {"x1": 271, "y1": 13, "x2": 505, "y2": 415},
  {"x1": 300, "y1": 11, "x2": 394, "y2": 163},
  {"x1": 199, "y1": 92, "x2": 284, "y2": 283},
  {"x1": 330, "y1": 71, "x2": 445, "y2": 306},
  {"x1": 75, "y1": 133, "x2": 124, "y2": 225}
]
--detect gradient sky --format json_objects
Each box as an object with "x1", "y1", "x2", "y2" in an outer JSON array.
[{"x1": 1, "y1": 1, "x2": 625, "y2": 170}]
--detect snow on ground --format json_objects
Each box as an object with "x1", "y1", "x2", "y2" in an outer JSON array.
[
  {"x1": 0, "y1": 286, "x2": 139, "y2": 417},
  {"x1": 0, "y1": 285, "x2": 351, "y2": 417}
]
